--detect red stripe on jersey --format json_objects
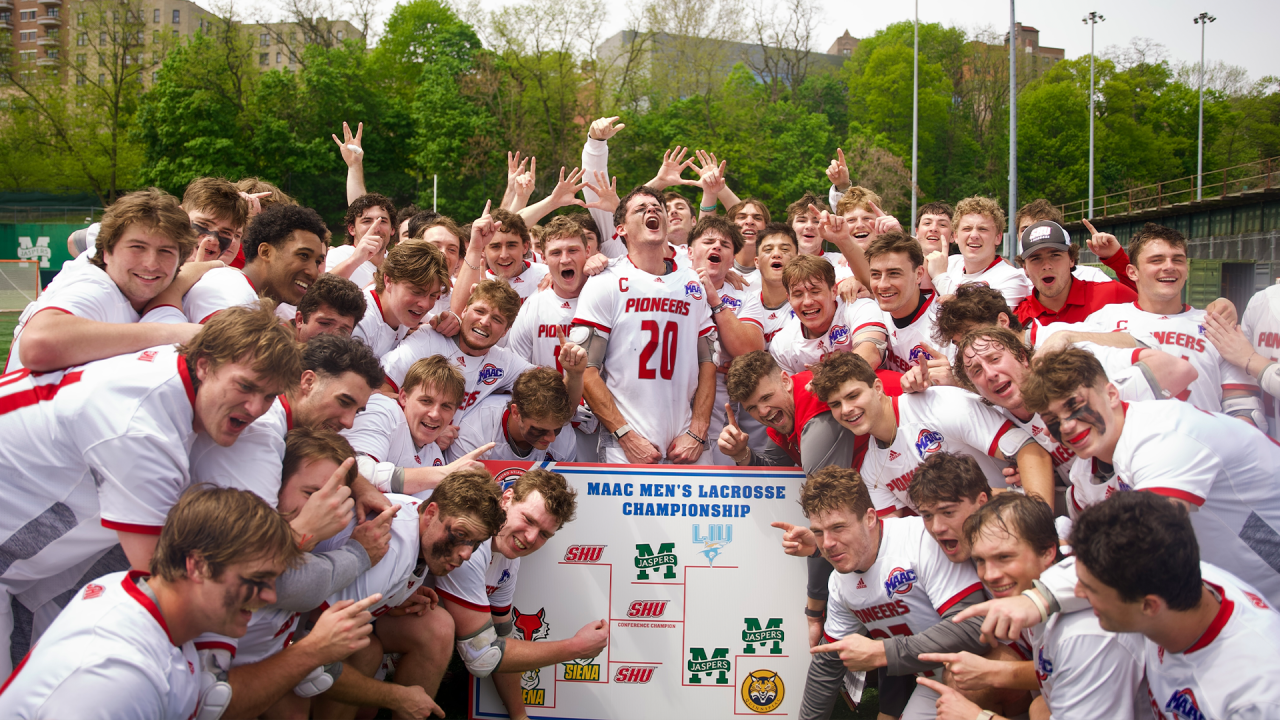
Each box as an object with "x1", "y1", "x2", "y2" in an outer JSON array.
[
  {"x1": 572, "y1": 319, "x2": 611, "y2": 333},
  {"x1": 938, "y1": 582, "x2": 985, "y2": 615},
  {"x1": 1131, "y1": 348, "x2": 1144, "y2": 364},
  {"x1": 436, "y1": 589, "x2": 490, "y2": 613},
  {"x1": 1184, "y1": 582, "x2": 1234, "y2": 653},
  {"x1": 177, "y1": 354, "x2": 196, "y2": 408},
  {"x1": 198, "y1": 310, "x2": 224, "y2": 324},
  {"x1": 1143, "y1": 487, "x2": 1206, "y2": 508},
  {"x1": 102, "y1": 519, "x2": 164, "y2": 535},
  {"x1": 370, "y1": 290, "x2": 397, "y2": 330},
  {"x1": 0, "y1": 645, "x2": 34, "y2": 696},
  {"x1": 0, "y1": 370, "x2": 84, "y2": 416},
  {"x1": 491, "y1": 603, "x2": 512, "y2": 615},
  {"x1": 1222, "y1": 384, "x2": 1260, "y2": 393},
  {"x1": 740, "y1": 317, "x2": 764, "y2": 329},
  {"x1": 194, "y1": 640, "x2": 238, "y2": 657},
  {"x1": 698, "y1": 326, "x2": 715, "y2": 337},
  {"x1": 122, "y1": 570, "x2": 179, "y2": 646},
  {"x1": 385, "y1": 376, "x2": 400, "y2": 394},
  {"x1": 987, "y1": 420, "x2": 1015, "y2": 457},
  {"x1": 1175, "y1": 389, "x2": 1191, "y2": 401},
  {"x1": 875, "y1": 506, "x2": 900, "y2": 518},
  {"x1": 851, "y1": 321, "x2": 887, "y2": 336},
  {"x1": 823, "y1": 632, "x2": 838, "y2": 644},
  {"x1": 280, "y1": 395, "x2": 294, "y2": 431}
]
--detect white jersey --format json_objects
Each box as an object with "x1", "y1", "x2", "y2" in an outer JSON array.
[
  {"x1": 738, "y1": 289, "x2": 794, "y2": 348},
  {"x1": 934, "y1": 255, "x2": 1033, "y2": 310},
  {"x1": 435, "y1": 538, "x2": 520, "y2": 615},
  {"x1": 326, "y1": 244, "x2": 377, "y2": 290},
  {"x1": 825, "y1": 516, "x2": 983, "y2": 673},
  {"x1": 819, "y1": 251, "x2": 855, "y2": 282},
  {"x1": 1025, "y1": 606, "x2": 1146, "y2": 720},
  {"x1": 1112, "y1": 400, "x2": 1280, "y2": 604},
  {"x1": 1084, "y1": 302, "x2": 1257, "y2": 413},
  {"x1": 1072, "y1": 264, "x2": 1113, "y2": 283},
  {"x1": 189, "y1": 395, "x2": 291, "y2": 507},
  {"x1": 6, "y1": 261, "x2": 140, "y2": 373},
  {"x1": 182, "y1": 266, "x2": 259, "y2": 324},
  {"x1": 449, "y1": 394, "x2": 576, "y2": 464},
  {"x1": 322, "y1": 493, "x2": 430, "y2": 618},
  {"x1": 1064, "y1": 456, "x2": 1133, "y2": 520},
  {"x1": 707, "y1": 282, "x2": 753, "y2": 465},
  {"x1": 0, "y1": 346, "x2": 199, "y2": 616},
  {"x1": 580, "y1": 136, "x2": 626, "y2": 259},
  {"x1": 859, "y1": 388, "x2": 1026, "y2": 515},
  {"x1": 0, "y1": 571, "x2": 200, "y2": 719},
  {"x1": 572, "y1": 255, "x2": 715, "y2": 454},
  {"x1": 380, "y1": 326, "x2": 535, "y2": 419},
  {"x1": 884, "y1": 291, "x2": 946, "y2": 373},
  {"x1": 1240, "y1": 284, "x2": 1280, "y2": 439},
  {"x1": 220, "y1": 606, "x2": 302, "y2": 668},
  {"x1": 342, "y1": 393, "x2": 444, "y2": 478},
  {"x1": 487, "y1": 262, "x2": 549, "y2": 304},
  {"x1": 1144, "y1": 564, "x2": 1280, "y2": 720},
  {"x1": 506, "y1": 289, "x2": 578, "y2": 370},
  {"x1": 352, "y1": 287, "x2": 411, "y2": 358},
  {"x1": 769, "y1": 297, "x2": 886, "y2": 374}
]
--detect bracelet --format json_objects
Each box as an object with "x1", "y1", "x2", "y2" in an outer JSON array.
[
  {"x1": 685, "y1": 429, "x2": 706, "y2": 446},
  {"x1": 699, "y1": 203, "x2": 717, "y2": 212},
  {"x1": 709, "y1": 300, "x2": 726, "y2": 315},
  {"x1": 976, "y1": 711, "x2": 996, "y2": 720},
  {"x1": 803, "y1": 607, "x2": 825, "y2": 619},
  {"x1": 464, "y1": 257, "x2": 481, "y2": 272},
  {"x1": 1022, "y1": 588, "x2": 1049, "y2": 624}
]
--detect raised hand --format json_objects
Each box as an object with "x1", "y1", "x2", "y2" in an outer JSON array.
[
  {"x1": 289, "y1": 457, "x2": 356, "y2": 551},
  {"x1": 826, "y1": 148, "x2": 851, "y2": 192},
  {"x1": 869, "y1": 202, "x2": 902, "y2": 237},
  {"x1": 470, "y1": 199, "x2": 495, "y2": 250},
  {"x1": 925, "y1": 249, "x2": 949, "y2": 280},
  {"x1": 651, "y1": 146, "x2": 697, "y2": 189},
  {"x1": 717, "y1": 403, "x2": 750, "y2": 462},
  {"x1": 445, "y1": 442, "x2": 495, "y2": 474},
  {"x1": 240, "y1": 191, "x2": 272, "y2": 218},
  {"x1": 331, "y1": 121, "x2": 364, "y2": 167},
  {"x1": 588, "y1": 116, "x2": 626, "y2": 141},
  {"x1": 509, "y1": 158, "x2": 536, "y2": 210},
  {"x1": 696, "y1": 268, "x2": 722, "y2": 307},
  {"x1": 547, "y1": 166, "x2": 589, "y2": 209},
  {"x1": 770, "y1": 520, "x2": 817, "y2": 557},
  {"x1": 506, "y1": 151, "x2": 528, "y2": 188},
  {"x1": 557, "y1": 326, "x2": 588, "y2": 375},
  {"x1": 435, "y1": 424, "x2": 460, "y2": 451},
  {"x1": 693, "y1": 150, "x2": 728, "y2": 195},
  {"x1": 813, "y1": 203, "x2": 851, "y2": 244},
  {"x1": 351, "y1": 503, "x2": 400, "y2": 566},
  {"x1": 584, "y1": 171, "x2": 620, "y2": 214},
  {"x1": 1081, "y1": 218, "x2": 1121, "y2": 260},
  {"x1": 351, "y1": 229, "x2": 383, "y2": 265}
]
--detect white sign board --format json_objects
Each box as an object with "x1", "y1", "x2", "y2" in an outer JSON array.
[{"x1": 471, "y1": 461, "x2": 812, "y2": 720}]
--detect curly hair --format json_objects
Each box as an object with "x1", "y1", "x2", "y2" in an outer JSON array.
[
  {"x1": 951, "y1": 326, "x2": 1034, "y2": 395},
  {"x1": 427, "y1": 468, "x2": 506, "y2": 538},
  {"x1": 954, "y1": 196, "x2": 1006, "y2": 234},
  {"x1": 909, "y1": 451, "x2": 991, "y2": 509},
  {"x1": 490, "y1": 208, "x2": 531, "y2": 248},
  {"x1": 836, "y1": 186, "x2": 882, "y2": 216},
  {"x1": 726, "y1": 351, "x2": 782, "y2": 404},
  {"x1": 1020, "y1": 347, "x2": 1107, "y2": 416},
  {"x1": 303, "y1": 333, "x2": 384, "y2": 390},
  {"x1": 933, "y1": 284, "x2": 1024, "y2": 346},
  {"x1": 808, "y1": 351, "x2": 878, "y2": 404},
  {"x1": 243, "y1": 204, "x2": 330, "y2": 263},
  {"x1": 297, "y1": 274, "x2": 366, "y2": 323},
  {"x1": 512, "y1": 367, "x2": 573, "y2": 425},
  {"x1": 344, "y1": 193, "x2": 397, "y2": 242}
]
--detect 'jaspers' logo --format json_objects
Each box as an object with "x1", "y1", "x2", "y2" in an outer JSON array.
[
  {"x1": 1165, "y1": 688, "x2": 1206, "y2": 720},
  {"x1": 742, "y1": 618, "x2": 784, "y2": 654},
  {"x1": 478, "y1": 363, "x2": 504, "y2": 385},
  {"x1": 884, "y1": 567, "x2": 917, "y2": 597},
  {"x1": 635, "y1": 542, "x2": 677, "y2": 580},
  {"x1": 915, "y1": 428, "x2": 943, "y2": 455},
  {"x1": 741, "y1": 669, "x2": 785, "y2": 713},
  {"x1": 687, "y1": 647, "x2": 730, "y2": 684}
]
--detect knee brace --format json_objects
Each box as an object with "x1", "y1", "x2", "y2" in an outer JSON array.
[{"x1": 457, "y1": 621, "x2": 506, "y2": 678}]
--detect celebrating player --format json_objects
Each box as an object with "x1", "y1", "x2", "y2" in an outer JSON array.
[
  {"x1": 927, "y1": 196, "x2": 1032, "y2": 309},
  {"x1": 770, "y1": 254, "x2": 886, "y2": 374},
  {"x1": 292, "y1": 273, "x2": 367, "y2": 342},
  {"x1": 351, "y1": 240, "x2": 453, "y2": 358},
  {"x1": 327, "y1": 193, "x2": 397, "y2": 289},
  {"x1": 1012, "y1": 220, "x2": 1135, "y2": 327},
  {"x1": 866, "y1": 232, "x2": 948, "y2": 375},
  {"x1": 451, "y1": 367, "x2": 579, "y2": 463}
]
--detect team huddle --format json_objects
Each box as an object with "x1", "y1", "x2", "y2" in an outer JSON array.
[{"x1": 0, "y1": 114, "x2": 1277, "y2": 720}]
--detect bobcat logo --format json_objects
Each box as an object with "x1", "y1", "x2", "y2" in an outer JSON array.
[
  {"x1": 741, "y1": 669, "x2": 785, "y2": 713},
  {"x1": 521, "y1": 668, "x2": 541, "y2": 689},
  {"x1": 512, "y1": 607, "x2": 550, "y2": 641}
]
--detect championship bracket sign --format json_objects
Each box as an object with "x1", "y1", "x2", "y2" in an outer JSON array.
[{"x1": 471, "y1": 461, "x2": 811, "y2": 719}]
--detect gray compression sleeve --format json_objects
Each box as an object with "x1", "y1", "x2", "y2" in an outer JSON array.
[
  {"x1": 746, "y1": 442, "x2": 798, "y2": 467},
  {"x1": 807, "y1": 554, "x2": 834, "y2": 602},
  {"x1": 799, "y1": 647, "x2": 848, "y2": 720},
  {"x1": 882, "y1": 588, "x2": 989, "y2": 675},
  {"x1": 271, "y1": 540, "x2": 372, "y2": 611},
  {"x1": 799, "y1": 414, "x2": 859, "y2": 476}
]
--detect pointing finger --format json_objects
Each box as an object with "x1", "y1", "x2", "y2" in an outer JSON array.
[
  {"x1": 836, "y1": 147, "x2": 846, "y2": 166},
  {"x1": 465, "y1": 442, "x2": 497, "y2": 460},
  {"x1": 725, "y1": 403, "x2": 740, "y2": 430},
  {"x1": 347, "y1": 592, "x2": 384, "y2": 615},
  {"x1": 770, "y1": 521, "x2": 796, "y2": 531},
  {"x1": 1081, "y1": 218, "x2": 1097, "y2": 235},
  {"x1": 374, "y1": 504, "x2": 401, "y2": 526},
  {"x1": 323, "y1": 457, "x2": 355, "y2": 492},
  {"x1": 810, "y1": 643, "x2": 836, "y2": 655},
  {"x1": 870, "y1": 201, "x2": 886, "y2": 218}
]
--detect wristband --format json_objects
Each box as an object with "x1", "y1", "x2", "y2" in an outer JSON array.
[
  {"x1": 803, "y1": 607, "x2": 825, "y2": 619},
  {"x1": 612, "y1": 423, "x2": 632, "y2": 440},
  {"x1": 1022, "y1": 588, "x2": 1049, "y2": 624},
  {"x1": 464, "y1": 257, "x2": 481, "y2": 272},
  {"x1": 699, "y1": 203, "x2": 717, "y2": 212},
  {"x1": 976, "y1": 711, "x2": 996, "y2": 720},
  {"x1": 709, "y1": 300, "x2": 727, "y2": 315},
  {"x1": 685, "y1": 429, "x2": 706, "y2": 446}
]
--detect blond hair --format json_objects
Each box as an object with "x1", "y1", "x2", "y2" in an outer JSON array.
[
  {"x1": 402, "y1": 355, "x2": 465, "y2": 404},
  {"x1": 954, "y1": 196, "x2": 1006, "y2": 234},
  {"x1": 178, "y1": 300, "x2": 302, "y2": 395},
  {"x1": 376, "y1": 239, "x2": 451, "y2": 294},
  {"x1": 836, "y1": 186, "x2": 882, "y2": 216},
  {"x1": 467, "y1": 280, "x2": 521, "y2": 327}
]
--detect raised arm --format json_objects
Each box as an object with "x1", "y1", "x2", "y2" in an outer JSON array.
[
  {"x1": 645, "y1": 146, "x2": 697, "y2": 191},
  {"x1": 450, "y1": 200, "x2": 495, "y2": 318},
  {"x1": 518, "y1": 166, "x2": 589, "y2": 226},
  {"x1": 332, "y1": 121, "x2": 367, "y2": 205}
]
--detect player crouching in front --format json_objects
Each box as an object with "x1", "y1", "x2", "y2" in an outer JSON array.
[{"x1": 0, "y1": 486, "x2": 301, "y2": 720}]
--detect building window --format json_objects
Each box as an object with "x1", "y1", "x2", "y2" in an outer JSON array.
[
  {"x1": 100, "y1": 32, "x2": 107, "y2": 44},
  {"x1": 46, "y1": 49, "x2": 57, "y2": 60},
  {"x1": 276, "y1": 51, "x2": 281, "y2": 63},
  {"x1": 260, "y1": 32, "x2": 269, "y2": 46},
  {"x1": 152, "y1": 71, "x2": 158, "y2": 82},
  {"x1": 19, "y1": 50, "x2": 36, "y2": 63},
  {"x1": 258, "y1": 52, "x2": 268, "y2": 65},
  {"x1": 77, "y1": 12, "x2": 86, "y2": 23},
  {"x1": 19, "y1": 30, "x2": 36, "y2": 43},
  {"x1": 76, "y1": 73, "x2": 86, "y2": 85},
  {"x1": 153, "y1": 8, "x2": 159, "y2": 23},
  {"x1": 0, "y1": 12, "x2": 10, "y2": 23},
  {"x1": 47, "y1": 7, "x2": 59, "y2": 18},
  {"x1": 77, "y1": 32, "x2": 86, "y2": 46},
  {"x1": 19, "y1": 10, "x2": 36, "y2": 21},
  {"x1": 76, "y1": 53, "x2": 85, "y2": 65},
  {"x1": 172, "y1": 9, "x2": 180, "y2": 23},
  {"x1": 336, "y1": 30, "x2": 344, "y2": 40},
  {"x1": 99, "y1": 73, "x2": 105, "y2": 84}
]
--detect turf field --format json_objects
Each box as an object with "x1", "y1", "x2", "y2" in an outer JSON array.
[{"x1": 0, "y1": 312, "x2": 16, "y2": 363}]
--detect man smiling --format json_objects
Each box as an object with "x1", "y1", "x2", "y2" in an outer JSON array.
[
  {"x1": 451, "y1": 367, "x2": 578, "y2": 464},
  {"x1": 866, "y1": 232, "x2": 947, "y2": 375},
  {"x1": 927, "y1": 196, "x2": 1032, "y2": 310},
  {"x1": 482, "y1": 209, "x2": 549, "y2": 303},
  {"x1": 351, "y1": 241, "x2": 453, "y2": 358},
  {"x1": 1013, "y1": 220, "x2": 1135, "y2": 326}
]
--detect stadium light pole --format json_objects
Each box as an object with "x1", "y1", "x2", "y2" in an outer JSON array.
[
  {"x1": 1006, "y1": 2, "x2": 1017, "y2": 258},
  {"x1": 1194, "y1": 12, "x2": 1215, "y2": 202},
  {"x1": 910, "y1": 0, "x2": 919, "y2": 234},
  {"x1": 1082, "y1": 12, "x2": 1104, "y2": 219}
]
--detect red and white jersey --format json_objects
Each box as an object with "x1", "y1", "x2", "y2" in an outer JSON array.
[
  {"x1": 343, "y1": 393, "x2": 444, "y2": 496},
  {"x1": 769, "y1": 297, "x2": 886, "y2": 374},
  {"x1": 1241, "y1": 284, "x2": 1280, "y2": 439},
  {"x1": 860, "y1": 388, "x2": 1025, "y2": 515},
  {"x1": 884, "y1": 292, "x2": 947, "y2": 373},
  {"x1": 325, "y1": 244, "x2": 377, "y2": 290},
  {"x1": 1024, "y1": 606, "x2": 1146, "y2": 720},
  {"x1": 322, "y1": 493, "x2": 430, "y2": 617},
  {"x1": 487, "y1": 262, "x2": 549, "y2": 303},
  {"x1": 820, "y1": 251, "x2": 856, "y2": 282},
  {"x1": 224, "y1": 606, "x2": 301, "y2": 668},
  {"x1": 6, "y1": 261, "x2": 140, "y2": 373},
  {"x1": 1064, "y1": 456, "x2": 1133, "y2": 520},
  {"x1": 189, "y1": 395, "x2": 292, "y2": 507},
  {"x1": 0, "y1": 571, "x2": 200, "y2": 719},
  {"x1": 435, "y1": 538, "x2": 521, "y2": 615},
  {"x1": 0, "y1": 346, "x2": 199, "y2": 614},
  {"x1": 1085, "y1": 302, "x2": 1257, "y2": 413},
  {"x1": 1144, "y1": 564, "x2": 1280, "y2": 720},
  {"x1": 706, "y1": 282, "x2": 753, "y2": 464},
  {"x1": 825, "y1": 517, "x2": 983, "y2": 663},
  {"x1": 738, "y1": 289, "x2": 794, "y2": 348},
  {"x1": 1112, "y1": 400, "x2": 1280, "y2": 604},
  {"x1": 182, "y1": 266, "x2": 259, "y2": 324},
  {"x1": 449, "y1": 394, "x2": 576, "y2": 464},
  {"x1": 352, "y1": 287, "x2": 411, "y2": 359},
  {"x1": 380, "y1": 326, "x2": 535, "y2": 420},
  {"x1": 571, "y1": 255, "x2": 715, "y2": 453},
  {"x1": 506, "y1": 289, "x2": 578, "y2": 370},
  {"x1": 934, "y1": 255, "x2": 1033, "y2": 310}
]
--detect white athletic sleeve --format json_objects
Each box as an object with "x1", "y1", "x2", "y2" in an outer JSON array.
[
  {"x1": 448, "y1": 398, "x2": 503, "y2": 461},
  {"x1": 379, "y1": 326, "x2": 454, "y2": 391},
  {"x1": 581, "y1": 137, "x2": 624, "y2": 258},
  {"x1": 1123, "y1": 429, "x2": 1220, "y2": 507},
  {"x1": 325, "y1": 244, "x2": 356, "y2": 274},
  {"x1": 572, "y1": 274, "x2": 617, "y2": 335},
  {"x1": 828, "y1": 185, "x2": 843, "y2": 210},
  {"x1": 88, "y1": 434, "x2": 190, "y2": 533},
  {"x1": 842, "y1": 298, "x2": 888, "y2": 341},
  {"x1": 1040, "y1": 557, "x2": 1091, "y2": 614},
  {"x1": 1042, "y1": 630, "x2": 1145, "y2": 720},
  {"x1": 32, "y1": 661, "x2": 169, "y2": 720},
  {"x1": 139, "y1": 305, "x2": 187, "y2": 325},
  {"x1": 505, "y1": 301, "x2": 537, "y2": 363},
  {"x1": 933, "y1": 387, "x2": 1022, "y2": 459},
  {"x1": 188, "y1": 427, "x2": 285, "y2": 508},
  {"x1": 435, "y1": 543, "x2": 492, "y2": 612},
  {"x1": 182, "y1": 268, "x2": 258, "y2": 324},
  {"x1": 342, "y1": 395, "x2": 401, "y2": 463},
  {"x1": 916, "y1": 527, "x2": 984, "y2": 614},
  {"x1": 488, "y1": 560, "x2": 519, "y2": 615}
]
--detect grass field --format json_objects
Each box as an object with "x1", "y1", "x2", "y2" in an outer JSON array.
[{"x1": 0, "y1": 312, "x2": 17, "y2": 363}]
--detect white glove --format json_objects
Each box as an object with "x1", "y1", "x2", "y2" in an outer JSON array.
[
  {"x1": 195, "y1": 647, "x2": 233, "y2": 720},
  {"x1": 294, "y1": 662, "x2": 342, "y2": 698}
]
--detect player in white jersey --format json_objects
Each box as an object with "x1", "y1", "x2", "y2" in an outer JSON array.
[
  {"x1": 568, "y1": 186, "x2": 718, "y2": 464},
  {"x1": 438, "y1": 468, "x2": 608, "y2": 720},
  {"x1": 803, "y1": 468, "x2": 990, "y2": 720},
  {"x1": 808, "y1": 351, "x2": 1055, "y2": 514},
  {"x1": 351, "y1": 240, "x2": 453, "y2": 358},
  {"x1": 0, "y1": 304, "x2": 299, "y2": 676},
  {"x1": 1206, "y1": 283, "x2": 1280, "y2": 439},
  {"x1": 0, "y1": 486, "x2": 301, "y2": 719},
  {"x1": 190, "y1": 333, "x2": 384, "y2": 508},
  {"x1": 926, "y1": 196, "x2": 1033, "y2": 309},
  {"x1": 450, "y1": 372, "x2": 578, "y2": 464},
  {"x1": 579, "y1": 117, "x2": 631, "y2": 259},
  {"x1": 916, "y1": 492, "x2": 1146, "y2": 720},
  {"x1": 737, "y1": 223, "x2": 798, "y2": 348},
  {"x1": 311, "y1": 470, "x2": 507, "y2": 719},
  {"x1": 290, "y1": 273, "x2": 367, "y2": 343},
  {"x1": 1083, "y1": 223, "x2": 1261, "y2": 422},
  {"x1": 865, "y1": 232, "x2": 949, "y2": 375},
  {"x1": 1023, "y1": 347, "x2": 1280, "y2": 604},
  {"x1": 1066, "y1": 493, "x2": 1280, "y2": 720},
  {"x1": 770, "y1": 254, "x2": 887, "y2": 374},
  {"x1": 5, "y1": 189, "x2": 203, "y2": 373},
  {"x1": 326, "y1": 193, "x2": 397, "y2": 289}
]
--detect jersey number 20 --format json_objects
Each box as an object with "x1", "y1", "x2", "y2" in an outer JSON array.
[{"x1": 639, "y1": 320, "x2": 679, "y2": 380}]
